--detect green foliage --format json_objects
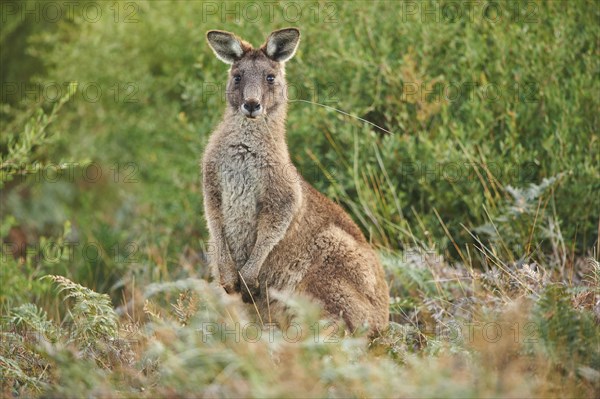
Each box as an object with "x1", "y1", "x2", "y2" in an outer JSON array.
[
  {"x1": 43, "y1": 275, "x2": 118, "y2": 344},
  {"x1": 10, "y1": 303, "x2": 56, "y2": 341},
  {"x1": 2, "y1": 266, "x2": 597, "y2": 397},
  {"x1": 3, "y1": 0, "x2": 596, "y2": 268},
  {"x1": 534, "y1": 284, "x2": 600, "y2": 373},
  {"x1": 0, "y1": 87, "x2": 82, "y2": 313},
  {"x1": 0, "y1": 82, "x2": 78, "y2": 188},
  {"x1": 1, "y1": 0, "x2": 599, "y2": 397}
]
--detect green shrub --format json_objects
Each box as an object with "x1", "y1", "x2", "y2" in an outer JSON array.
[{"x1": 1, "y1": 1, "x2": 598, "y2": 397}]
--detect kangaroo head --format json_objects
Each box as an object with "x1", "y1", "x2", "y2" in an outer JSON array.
[{"x1": 206, "y1": 28, "x2": 300, "y2": 119}]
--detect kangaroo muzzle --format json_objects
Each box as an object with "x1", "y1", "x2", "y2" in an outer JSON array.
[{"x1": 241, "y1": 98, "x2": 262, "y2": 118}]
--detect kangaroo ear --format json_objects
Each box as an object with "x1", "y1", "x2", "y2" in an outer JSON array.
[
  {"x1": 263, "y1": 28, "x2": 300, "y2": 63},
  {"x1": 206, "y1": 30, "x2": 248, "y2": 64}
]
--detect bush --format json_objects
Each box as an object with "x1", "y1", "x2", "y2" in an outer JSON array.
[{"x1": 1, "y1": 1, "x2": 598, "y2": 397}]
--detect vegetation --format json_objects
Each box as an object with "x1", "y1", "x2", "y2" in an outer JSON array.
[{"x1": 1, "y1": 1, "x2": 598, "y2": 397}]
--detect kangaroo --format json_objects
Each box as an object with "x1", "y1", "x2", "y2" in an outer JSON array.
[{"x1": 202, "y1": 28, "x2": 389, "y2": 334}]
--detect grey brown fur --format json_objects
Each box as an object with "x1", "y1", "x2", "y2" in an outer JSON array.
[{"x1": 202, "y1": 28, "x2": 389, "y2": 334}]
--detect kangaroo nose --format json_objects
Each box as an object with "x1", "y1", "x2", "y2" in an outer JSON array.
[{"x1": 243, "y1": 99, "x2": 261, "y2": 113}]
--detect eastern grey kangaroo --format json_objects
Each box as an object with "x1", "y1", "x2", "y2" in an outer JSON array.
[{"x1": 202, "y1": 28, "x2": 389, "y2": 334}]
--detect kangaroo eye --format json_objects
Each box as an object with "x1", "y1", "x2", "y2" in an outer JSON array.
[
  {"x1": 233, "y1": 75, "x2": 241, "y2": 83},
  {"x1": 266, "y1": 74, "x2": 275, "y2": 83}
]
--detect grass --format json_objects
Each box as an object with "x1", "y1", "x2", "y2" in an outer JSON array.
[
  {"x1": 1, "y1": 0, "x2": 599, "y2": 397},
  {"x1": 1, "y1": 249, "x2": 598, "y2": 397}
]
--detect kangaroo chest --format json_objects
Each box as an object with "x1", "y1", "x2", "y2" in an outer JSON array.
[{"x1": 219, "y1": 142, "x2": 264, "y2": 267}]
